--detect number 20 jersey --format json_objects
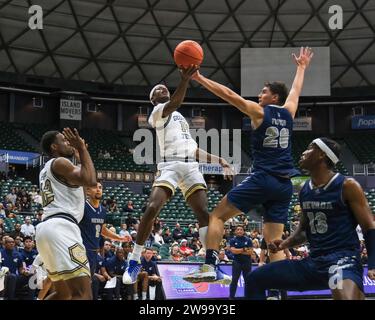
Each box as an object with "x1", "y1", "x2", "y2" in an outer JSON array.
[
  {"x1": 39, "y1": 158, "x2": 85, "y2": 223},
  {"x1": 251, "y1": 105, "x2": 295, "y2": 177},
  {"x1": 299, "y1": 173, "x2": 360, "y2": 258}
]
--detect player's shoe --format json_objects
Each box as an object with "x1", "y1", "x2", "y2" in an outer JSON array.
[
  {"x1": 122, "y1": 260, "x2": 142, "y2": 284},
  {"x1": 0, "y1": 267, "x2": 9, "y2": 279},
  {"x1": 211, "y1": 267, "x2": 232, "y2": 285},
  {"x1": 183, "y1": 264, "x2": 231, "y2": 284},
  {"x1": 267, "y1": 289, "x2": 281, "y2": 300}
]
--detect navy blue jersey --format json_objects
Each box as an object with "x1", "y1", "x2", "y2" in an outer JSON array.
[
  {"x1": 251, "y1": 105, "x2": 295, "y2": 177},
  {"x1": 104, "y1": 256, "x2": 127, "y2": 276},
  {"x1": 79, "y1": 201, "x2": 107, "y2": 251},
  {"x1": 20, "y1": 248, "x2": 38, "y2": 268},
  {"x1": 229, "y1": 236, "x2": 253, "y2": 264},
  {"x1": 141, "y1": 257, "x2": 157, "y2": 276},
  {"x1": 299, "y1": 173, "x2": 360, "y2": 257},
  {"x1": 0, "y1": 248, "x2": 23, "y2": 274}
]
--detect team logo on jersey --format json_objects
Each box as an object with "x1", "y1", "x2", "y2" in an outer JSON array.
[{"x1": 69, "y1": 243, "x2": 88, "y2": 267}]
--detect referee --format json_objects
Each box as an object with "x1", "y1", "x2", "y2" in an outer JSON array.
[{"x1": 229, "y1": 225, "x2": 253, "y2": 299}]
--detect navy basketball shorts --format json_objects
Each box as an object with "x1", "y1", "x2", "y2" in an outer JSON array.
[
  {"x1": 227, "y1": 171, "x2": 293, "y2": 224},
  {"x1": 245, "y1": 250, "x2": 363, "y2": 299}
]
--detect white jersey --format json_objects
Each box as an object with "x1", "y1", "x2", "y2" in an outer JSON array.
[
  {"x1": 148, "y1": 102, "x2": 198, "y2": 161},
  {"x1": 39, "y1": 158, "x2": 85, "y2": 223}
]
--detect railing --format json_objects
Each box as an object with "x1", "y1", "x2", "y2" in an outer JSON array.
[{"x1": 353, "y1": 164, "x2": 375, "y2": 176}]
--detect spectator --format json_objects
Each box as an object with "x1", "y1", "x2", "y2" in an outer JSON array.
[
  {"x1": 0, "y1": 204, "x2": 6, "y2": 219},
  {"x1": 32, "y1": 191, "x2": 42, "y2": 206},
  {"x1": 153, "y1": 229, "x2": 164, "y2": 246},
  {"x1": 0, "y1": 236, "x2": 29, "y2": 300},
  {"x1": 125, "y1": 213, "x2": 138, "y2": 230},
  {"x1": 153, "y1": 217, "x2": 162, "y2": 232},
  {"x1": 218, "y1": 249, "x2": 230, "y2": 263},
  {"x1": 102, "y1": 240, "x2": 114, "y2": 262},
  {"x1": 109, "y1": 200, "x2": 118, "y2": 213},
  {"x1": 119, "y1": 224, "x2": 131, "y2": 239},
  {"x1": 140, "y1": 248, "x2": 162, "y2": 300},
  {"x1": 20, "y1": 197, "x2": 31, "y2": 212},
  {"x1": 130, "y1": 230, "x2": 137, "y2": 243},
  {"x1": 14, "y1": 236, "x2": 24, "y2": 251},
  {"x1": 103, "y1": 150, "x2": 112, "y2": 160},
  {"x1": 98, "y1": 150, "x2": 104, "y2": 159},
  {"x1": 6, "y1": 188, "x2": 17, "y2": 206},
  {"x1": 169, "y1": 245, "x2": 182, "y2": 262},
  {"x1": 223, "y1": 228, "x2": 232, "y2": 242},
  {"x1": 124, "y1": 201, "x2": 135, "y2": 213},
  {"x1": 172, "y1": 223, "x2": 183, "y2": 241},
  {"x1": 28, "y1": 187, "x2": 38, "y2": 199},
  {"x1": 361, "y1": 248, "x2": 368, "y2": 265},
  {"x1": 7, "y1": 166, "x2": 17, "y2": 180},
  {"x1": 162, "y1": 227, "x2": 174, "y2": 245},
  {"x1": 179, "y1": 239, "x2": 194, "y2": 258},
  {"x1": 21, "y1": 217, "x2": 35, "y2": 238},
  {"x1": 190, "y1": 238, "x2": 201, "y2": 254},
  {"x1": 184, "y1": 224, "x2": 194, "y2": 238},
  {"x1": 19, "y1": 236, "x2": 38, "y2": 270},
  {"x1": 102, "y1": 247, "x2": 130, "y2": 300},
  {"x1": 252, "y1": 239, "x2": 261, "y2": 257},
  {"x1": 33, "y1": 210, "x2": 43, "y2": 227},
  {"x1": 9, "y1": 224, "x2": 24, "y2": 240}
]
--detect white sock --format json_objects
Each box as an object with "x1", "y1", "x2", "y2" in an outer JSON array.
[
  {"x1": 149, "y1": 286, "x2": 156, "y2": 300},
  {"x1": 130, "y1": 244, "x2": 144, "y2": 261},
  {"x1": 133, "y1": 293, "x2": 138, "y2": 300},
  {"x1": 142, "y1": 291, "x2": 147, "y2": 300},
  {"x1": 199, "y1": 226, "x2": 208, "y2": 250}
]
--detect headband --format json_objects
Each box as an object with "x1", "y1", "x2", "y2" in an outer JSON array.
[
  {"x1": 149, "y1": 84, "x2": 161, "y2": 103},
  {"x1": 312, "y1": 138, "x2": 339, "y2": 164}
]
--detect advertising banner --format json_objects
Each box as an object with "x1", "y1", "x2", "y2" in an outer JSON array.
[
  {"x1": 0, "y1": 149, "x2": 39, "y2": 165},
  {"x1": 352, "y1": 115, "x2": 375, "y2": 130},
  {"x1": 293, "y1": 117, "x2": 312, "y2": 131},
  {"x1": 60, "y1": 99, "x2": 82, "y2": 120},
  {"x1": 157, "y1": 263, "x2": 375, "y2": 299}
]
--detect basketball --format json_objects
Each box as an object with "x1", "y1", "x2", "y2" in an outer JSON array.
[{"x1": 174, "y1": 40, "x2": 204, "y2": 68}]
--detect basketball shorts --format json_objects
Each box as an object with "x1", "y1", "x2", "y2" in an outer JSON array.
[
  {"x1": 36, "y1": 218, "x2": 90, "y2": 282},
  {"x1": 245, "y1": 250, "x2": 363, "y2": 299},
  {"x1": 227, "y1": 170, "x2": 293, "y2": 224},
  {"x1": 153, "y1": 161, "x2": 207, "y2": 200}
]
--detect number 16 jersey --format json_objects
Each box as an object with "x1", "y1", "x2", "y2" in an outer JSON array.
[{"x1": 299, "y1": 173, "x2": 360, "y2": 258}]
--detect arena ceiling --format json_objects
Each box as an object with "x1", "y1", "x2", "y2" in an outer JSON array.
[{"x1": 0, "y1": 0, "x2": 374, "y2": 91}]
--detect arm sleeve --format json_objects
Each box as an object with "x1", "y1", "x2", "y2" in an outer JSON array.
[{"x1": 148, "y1": 103, "x2": 168, "y2": 128}]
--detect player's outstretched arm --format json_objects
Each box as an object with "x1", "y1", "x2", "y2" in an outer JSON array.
[
  {"x1": 101, "y1": 225, "x2": 131, "y2": 242},
  {"x1": 192, "y1": 71, "x2": 263, "y2": 123},
  {"x1": 162, "y1": 65, "x2": 199, "y2": 118},
  {"x1": 195, "y1": 148, "x2": 233, "y2": 180},
  {"x1": 284, "y1": 47, "x2": 314, "y2": 119},
  {"x1": 343, "y1": 178, "x2": 375, "y2": 280},
  {"x1": 52, "y1": 128, "x2": 97, "y2": 187},
  {"x1": 269, "y1": 213, "x2": 308, "y2": 253}
]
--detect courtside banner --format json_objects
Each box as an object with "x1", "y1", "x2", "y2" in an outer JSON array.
[
  {"x1": 157, "y1": 263, "x2": 375, "y2": 299},
  {"x1": 352, "y1": 115, "x2": 375, "y2": 130},
  {"x1": 293, "y1": 117, "x2": 312, "y2": 131},
  {"x1": 60, "y1": 98, "x2": 82, "y2": 121},
  {"x1": 0, "y1": 149, "x2": 39, "y2": 165}
]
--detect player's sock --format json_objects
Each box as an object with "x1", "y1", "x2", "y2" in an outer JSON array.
[
  {"x1": 130, "y1": 244, "x2": 144, "y2": 262},
  {"x1": 149, "y1": 286, "x2": 156, "y2": 300},
  {"x1": 199, "y1": 226, "x2": 208, "y2": 250},
  {"x1": 142, "y1": 291, "x2": 147, "y2": 300},
  {"x1": 205, "y1": 249, "x2": 219, "y2": 267},
  {"x1": 133, "y1": 293, "x2": 139, "y2": 300}
]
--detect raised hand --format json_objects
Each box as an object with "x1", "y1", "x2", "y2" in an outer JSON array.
[
  {"x1": 292, "y1": 47, "x2": 314, "y2": 69},
  {"x1": 63, "y1": 128, "x2": 86, "y2": 151},
  {"x1": 179, "y1": 64, "x2": 200, "y2": 81}
]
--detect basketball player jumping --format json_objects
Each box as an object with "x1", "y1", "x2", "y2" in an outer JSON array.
[
  {"x1": 245, "y1": 138, "x2": 375, "y2": 299},
  {"x1": 36, "y1": 128, "x2": 97, "y2": 299},
  {"x1": 123, "y1": 65, "x2": 233, "y2": 284},
  {"x1": 184, "y1": 47, "x2": 314, "y2": 283}
]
